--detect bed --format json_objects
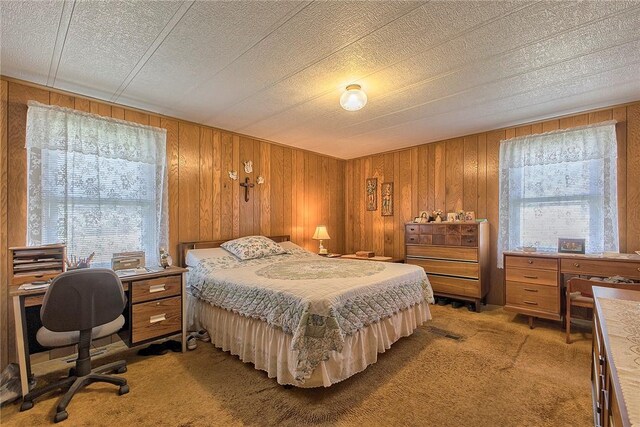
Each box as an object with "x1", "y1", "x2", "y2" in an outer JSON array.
[{"x1": 180, "y1": 236, "x2": 434, "y2": 387}]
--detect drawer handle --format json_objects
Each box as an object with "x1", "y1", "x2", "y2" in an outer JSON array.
[
  {"x1": 598, "y1": 355, "x2": 605, "y2": 365},
  {"x1": 149, "y1": 284, "x2": 166, "y2": 293},
  {"x1": 574, "y1": 263, "x2": 580, "y2": 267},
  {"x1": 523, "y1": 275, "x2": 538, "y2": 279},
  {"x1": 466, "y1": 239, "x2": 473, "y2": 243},
  {"x1": 523, "y1": 288, "x2": 538, "y2": 292},
  {"x1": 528, "y1": 260, "x2": 533, "y2": 264},
  {"x1": 523, "y1": 300, "x2": 538, "y2": 305},
  {"x1": 150, "y1": 314, "x2": 166, "y2": 324}
]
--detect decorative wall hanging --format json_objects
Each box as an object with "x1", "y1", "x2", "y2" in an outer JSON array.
[
  {"x1": 229, "y1": 170, "x2": 238, "y2": 180},
  {"x1": 256, "y1": 175, "x2": 265, "y2": 185},
  {"x1": 366, "y1": 178, "x2": 377, "y2": 211},
  {"x1": 240, "y1": 177, "x2": 255, "y2": 202},
  {"x1": 243, "y1": 160, "x2": 253, "y2": 174},
  {"x1": 381, "y1": 182, "x2": 393, "y2": 216}
]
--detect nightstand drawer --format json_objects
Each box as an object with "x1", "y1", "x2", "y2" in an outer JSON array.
[
  {"x1": 132, "y1": 296, "x2": 181, "y2": 343},
  {"x1": 505, "y1": 267, "x2": 558, "y2": 286},
  {"x1": 506, "y1": 281, "x2": 559, "y2": 313},
  {"x1": 131, "y1": 275, "x2": 181, "y2": 303}
]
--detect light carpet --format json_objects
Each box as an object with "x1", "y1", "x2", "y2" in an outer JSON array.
[{"x1": 0, "y1": 305, "x2": 593, "y2": 426}]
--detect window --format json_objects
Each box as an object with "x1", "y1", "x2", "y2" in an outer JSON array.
[
  {"x1": 497, "y1": 121, "x2": 618, "y2": 268},
  {"x1": 26, "y1": 101, "x2": 168, "y2": 267}
]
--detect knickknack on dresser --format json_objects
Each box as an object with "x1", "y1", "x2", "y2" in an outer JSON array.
[{"x1": 404, "y1": 222, "x2": 490, "y2": 312}]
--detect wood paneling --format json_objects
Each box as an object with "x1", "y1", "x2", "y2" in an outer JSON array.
[
  {"x1": 345, "y1": 102, "x2": 640, "y2": 306},
  {"x1": 0, "y1": 78, "x2": 345, "y2": 369}
]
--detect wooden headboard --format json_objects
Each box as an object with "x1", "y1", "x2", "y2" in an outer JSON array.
[{"x1": 177, "y1": 235, "x2": 291, "y2": 267}]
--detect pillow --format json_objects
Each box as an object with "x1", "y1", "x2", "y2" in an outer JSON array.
[
  {"x1": 185, "y1": 247, "x2": 234, "y2": 267},
  {"x1": 221, "y1": 236, "x2": 287, "y2": 260}
]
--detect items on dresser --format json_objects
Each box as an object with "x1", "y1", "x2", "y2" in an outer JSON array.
[
  {"x1": 591, "y1": 287, "x2": 639, "y2": 427},
  {"x1": 405, "y1": 222, "x2": 490, "y2": 312},
  {"x1": 503, "y1": 251, "x2": 640, "y2": 328},
  {"x1": 10, "y1": 244, "x2": 66, "y2": 286}
]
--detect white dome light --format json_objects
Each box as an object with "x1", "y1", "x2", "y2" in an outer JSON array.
[{"x1": 340, "y1": 84, "x2": 367, "y2": 111}]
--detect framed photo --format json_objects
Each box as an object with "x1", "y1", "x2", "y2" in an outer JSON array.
[
  {"x1": 558, "y1": 238, "x2": 585, "y2": 254},
  {"x1": 464, "y1": 211, "x2": 476, "y2": 222},
  {"x1": 413, "y1": 217, "x2": 421, "y2": 223},
  {"x1": 446, "y1": 213, "x2": 457, "y2": 222},
  {"x1": 418, "y1": 210, "x2": 429, "y2": 223},
  {"x1": 381, "y1": 182, "x2": 393, "y2": 216},
  {"x1": 366, "y1": 178, "x2": 377, "y2": 211}
]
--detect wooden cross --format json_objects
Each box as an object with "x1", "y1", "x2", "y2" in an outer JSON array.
[{"x1": 239, "y1": 177, "x2": 255, "y2": 202}]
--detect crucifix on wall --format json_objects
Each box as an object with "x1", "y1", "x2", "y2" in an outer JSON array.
[{"x1": 239, "y1": 177, "x2": 255, "y2": 202}]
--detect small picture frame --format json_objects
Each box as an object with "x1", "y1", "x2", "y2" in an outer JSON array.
[
  {"x1": 465, "y1": 211, "x2": 476, "y2": 222},
  {"x1": 418, "y1": 211, "x2": 429, "y2": 223},
  {"x1": 446, "y1": 213, "x2": 457, "y2": 222},
  {"x1": 558, "y1": 238, "x2": 585, "y2": 254},
  {"x1": 413, "y1": 217, "x2": 421, "y2": 223}
]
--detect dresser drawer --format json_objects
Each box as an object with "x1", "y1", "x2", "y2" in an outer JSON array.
[
  {"x1": 429, "y1": 275, "x2": 480, "y2": 298},
  {"x1": 505, "y1": 266, "x2": 558, "y2": 286},
  {"x1": 432, "y1": 224, "x2": 446, "y2": 235},
  {"x1": 461, "y1": 235, "x2": 478, "y2": 247},
  {"x1": 419, "y1": 224, "x2": 432, "y2": 234},
  {"x1": 505, "y1": 255, "x2": 558, "y2": 271},
  {"x1": 460, "y1": 225, "x2": 477, "y2": 236},
  {"x1": 561, "y1": 259, "x2": 640, "y2": 280},
  {"x1": 506, "y1": 281, "x2": 559, "y2": 313},
  {"x1": 131, "y1": 275, "x2": 182, "y2": 303},
  {"x1": 446, "y1": 225, "x2": 461, "y2": 235},
  {"x1": 406, "y1": 246, "x2": 478, "y2": 262},
  {"x1": 406, "y1": 235, "x2": 420, "y2": 244},
  {"x1": 445, "y1": 234, "x2": 461, "y2": 246},
  {"x1": 406, "y1": 224, "x2": 420, "y2": 234},
  {"x1": 419, "y1": 234, "x2": 433, "y2": 245},
  {"x1": 132, "y1": 296, "x2": 181, "y2": 343},
  {"x1": 407, "y1": 258, "x2": 478, "y2": 279}
]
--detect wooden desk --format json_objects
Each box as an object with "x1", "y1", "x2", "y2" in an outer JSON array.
[
  {"x1": 503, "y1": 251, "x2": 640, "y2": 325},
  {"x1": 591, "y1": 287, "x2": 640, "y2": 427},
  {"x1": 10, "y1": 266, "x2": 188, "y2": 398}
]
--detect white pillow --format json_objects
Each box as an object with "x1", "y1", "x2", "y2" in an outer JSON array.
[
  {"x1": 185, "y1": 247, "x2": 233, "y2": 267},
  {"x1": 220, "y1": 236, "x2": 286, "y2": 260}
]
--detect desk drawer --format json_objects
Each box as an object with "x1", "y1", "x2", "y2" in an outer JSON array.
[
  {"x1": 132, "y1": 296, "x2": 181, "y2": 343},
  {"x1": 505, "y1": 255, "x2": 558, "y2": 271},
  {"x1": 406, "y1": 246, "x2": 478, "y2": 262},
  {"x1": 131, "y1": 275, "x2": 181, "y2": 303},
  {"x1": 561, "y1": 259, "x2": 640, "y2": 280},
  {"x1": 506, "y1": 267, "x2": 558, "y2": 286},
  {"x1": 506, "y1": 281, "x2": 559, "y2": 313},
  {"x1": 407, "y1": 258, "x2": 478, "y2": 279},
  {"x1": 429, "y1": 275, "x2": 480, "y2": 298}
]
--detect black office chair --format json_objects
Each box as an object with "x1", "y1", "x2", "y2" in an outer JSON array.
[{"x1": 20, "y1": 269, "x2": 129, "y2": 423}]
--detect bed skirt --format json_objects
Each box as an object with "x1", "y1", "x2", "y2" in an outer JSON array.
[{"x1": 187, "y1": 294, "x2": 431, "y2": 387}]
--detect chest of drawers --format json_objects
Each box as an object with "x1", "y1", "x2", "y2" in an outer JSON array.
[{"x1": 405, "y1": 222, "x2": 490, "y2": 311}]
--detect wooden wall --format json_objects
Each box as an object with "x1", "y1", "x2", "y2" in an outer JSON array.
[
  {"x1": 344, "y1": 101, "x2": 640, "y2": 306},
  {"x1": 0, "y1": 77, "x2": 344, "y2": 369}
]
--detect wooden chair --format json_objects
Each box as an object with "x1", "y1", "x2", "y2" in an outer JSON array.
[{"x1": 565, "y1": 278, "x2": 639, "y2": 344}]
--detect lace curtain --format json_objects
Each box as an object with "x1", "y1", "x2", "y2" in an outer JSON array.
[
  {"x1": 497, "y1": 121, "x2": 618, "y2": 268},
  {"x1": 26, "y1": 101, "x2": 168, "y2": 267}
]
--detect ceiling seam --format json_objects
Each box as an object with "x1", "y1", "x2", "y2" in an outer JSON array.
[
  {"x1": 110, "y1": 0, "x2": 195, "y2": 102},
  {"x1": 234, "y1": 0, "x2": 541, "y2": 132},
  {"x1": 48, "y1": 0, "x2": 75, "y2": 87},
  {"x1": 252, "y1": 3, "x2": 640, "y2": 140},
  {"x1": 205, "y1": 1, "x2": 430, "y2": 122},
  {"x1": 338, "y1": 59, "x2": 640, "y2": 144}
]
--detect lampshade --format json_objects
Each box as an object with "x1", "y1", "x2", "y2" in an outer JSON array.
[
  {"x1": 312, "y1": 225, "x2": 331, "y2": 240},
  {"x1": 340, "y1": 84, "x2": 367, "y2": 111}
]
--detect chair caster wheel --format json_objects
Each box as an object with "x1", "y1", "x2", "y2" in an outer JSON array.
[
  {"x1": 118, "y1": 384, "x2": 129, "y2": 395},
  {"x1": 54, "y1": 410, "x2": 68, "y2": 423},
  {"x1": 20, "y1": 401, "x2": 33, "y2": 411},
  {"x1": 116, "y1": 366, "x2": 127, "y2": 374}
]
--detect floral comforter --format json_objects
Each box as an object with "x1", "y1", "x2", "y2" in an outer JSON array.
[{"x1": 187, "y1": 247, "x2": 433, "y2": 381}]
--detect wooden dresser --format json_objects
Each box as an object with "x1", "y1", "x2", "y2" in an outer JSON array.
[
  {"x1": 592, "y1": 287, "x2": 639, "y2": 427},
  {"x1": 405, "y1": 222, "x2": 490, "y2": 311},
  {"x1": 504, "y1": 251, "x2": 640, "y2": 324}
]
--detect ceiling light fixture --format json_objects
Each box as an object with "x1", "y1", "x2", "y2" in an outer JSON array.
[{"x1": 340, "y1": 84, "x2": 367, "y2": 111}]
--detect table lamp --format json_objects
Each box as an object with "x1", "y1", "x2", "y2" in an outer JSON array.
[{"x1": 312, "y1": 225, "x2": 331, "y2": 255}]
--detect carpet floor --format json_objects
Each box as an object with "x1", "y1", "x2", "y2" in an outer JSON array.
[{"x1": 0, "y1": 305, "x2": 593, "y2": 426}]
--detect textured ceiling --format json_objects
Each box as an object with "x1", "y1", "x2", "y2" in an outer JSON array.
[{"x1": 2, "y1": 1, "x2": 639, "y2": 159}]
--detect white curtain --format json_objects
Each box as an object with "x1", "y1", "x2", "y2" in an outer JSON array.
[
  {"x1": 26, "y1": 101, "x2": 168, "y2": 267},
  {"x1": 497, "y1": 121, "x2": 618, "y2": 268}
]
